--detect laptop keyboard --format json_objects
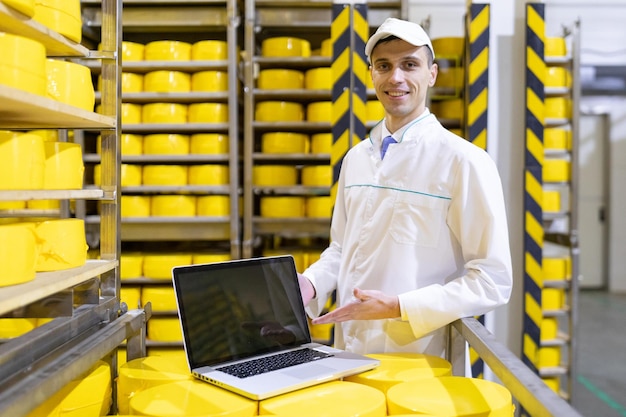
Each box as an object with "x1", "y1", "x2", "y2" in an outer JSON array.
[{"x1": 217, "y1": 348, "x2": 333, "y2": 379}]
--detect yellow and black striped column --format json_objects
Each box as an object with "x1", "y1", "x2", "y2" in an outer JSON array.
[
  {"x1": 523, "y1": 2, "x2": 546, "y2": 376},
  {"x1": 330, "y1": 2, "x2": 368, "y2": 203},
  {"x1": 466, "y1": 3, "x2": 490, "y2": 151}
]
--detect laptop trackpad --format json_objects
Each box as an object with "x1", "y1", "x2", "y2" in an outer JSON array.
[{"x1": 282, "y1": 364, "x2": 334, "y2": 380}]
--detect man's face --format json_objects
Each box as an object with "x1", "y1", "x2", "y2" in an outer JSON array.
[{"x1": 369, "y1": 39, "x2": 438, "y2": 130}]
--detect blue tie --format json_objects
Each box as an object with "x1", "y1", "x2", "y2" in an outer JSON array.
[{"x1": 381, "y1": 135, "x2": 397, "y2": 159}]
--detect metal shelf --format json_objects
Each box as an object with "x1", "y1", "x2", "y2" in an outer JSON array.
[
  {"x1": 0, "y1": 189, "x2": 106, "y2": 202},
  {"x1": 84, "y1": 153, "x2": 230, "y2": 163},
  {"x1": 96, "y1": 91, "x2": 229, "y2": 104},
  {"x1": 122, "y1": 122, "x2": 229, "y2": 133}
]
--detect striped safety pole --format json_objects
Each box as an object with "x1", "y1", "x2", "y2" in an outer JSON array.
[{"x1": 523, "y1": 1, "x2": 546, "y2": 382}]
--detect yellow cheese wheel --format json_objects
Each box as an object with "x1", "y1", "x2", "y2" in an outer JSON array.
[
  {"x1": 543, "y1": 256, "x2": 570, "y2": 280},
  {"x1": 435, "y1": 66, "x2": 464, "y2": 88},
  {"x1": 304, "y1": 67, "x2": 331, "y2": 90},
  {"x1": 197, "y1": 195, "x2": 230, "y2": 216},
  {"x1": 537, "y1": 346, "x2": 561, "y2": 369},
  {"x1": 143, "y1": 134, "x2": 190, "y2": 155},
  {"x1": 310, "y1": 133, "x2": 332, "y2": 154},
  {"x1": 431, "y1": 37, "x2": 464, "y2": 57},
  {"x1": 544, "y1": 128, "x2": 571, "y2": 151},
  {"x1": 145, "y1": 40, "x2": 191, "y2": 61},
  {"x1": 0, "y1": 132, "x2": 45, "y2": 190},
  {"x1": 430, "y1": 98, "x2": 465, "y2": 123},
  {"x1": 262, "y1": 36, "x2": 311, "y2": 57},
  {"x1": 142, "y1": 103, "x2": 188, "y2": 124},
  {"x1": 120, "y1": 103, "x2": 142, "y2": 124},
  {"x1": 540, "y1": 317, "x2": 558, "y2": 341},
  {"x1": 143, "y1": 253, "x2": 192, "y2": 279},
  {"x1": 258, "y1": 69, "x2": 304, "y2": 90},
  {"x1": 120, "y1": 252, "x2": 143, "y2": 279},
  {"x1": 148, "y1": 317, "x2": 183, "y2": 342},
  {"x1": 146, "y1": 347, "x2": 187, "y2": 361},
  {"x1": 2, "y1": 0, "x2": 35, "y2": 16},
  {"x1": 28, "y1": 129, "x2": 58, "y2": 142},
  {"x1": 151, "y1": 195, "x2": 196, "y2": 217},
  {"x1": 301, "y1": 165, "x2": 332, "y2": 186},
  {"x1": 144, "y1": 70, "x2": 191, "y2": 93},
  {"x1": 0, "y1": 32, "x2": 46, "y2": 95},
  {"x1": 191, "y1": 40, "x2": 228, "y2": 60},
  {"x1": 387, "y1": 377, "x2": 513, "y2": 417},
  {"x1": 255, "y1": 101, "x2": 304, "y2": 122},
  {"x1": 366, "y1": 100, "x2": 384, "y2": 122},
  {"x1": 0, "y1": 318, "x2": 37, "y2": 338},
  {"x1": 115, "y1": 164, "x2": 142, "y2": 187},
  {"x1": 261, "y1": 132, "x2": 308, "y2": 154},
  {"x1": 542, "y1": 288, "x2": 565, "y2": 310},
  {"x1": 307, "y1": 101, "x2": 332, "y2": 122},
  {"x1": 142, "y1": 165, "x2": 188, "y2": 186},
  {"x1": 190, "y1": 133, "x2": 229, "y2": 154},
  {"x1": 306, "y1": 196, "x2": 332, "y2": 218},
  {"x1": 191, "y1": 70, "x2": 228, "y2": 92},
  {"x1": 320, "y1": 38, "x2": 332, "y2": 57},
  {"x1": 33, "y1": 3, "x2": 82, "y2": 43},
  {"x1": 120, "y1": 286, "x2": 141, "y2": 310},
  {"x1": 545, "y1": 37, "x2": 567, "y2": 57},
  {"x1": 121, "y1": 195, "x2": 151, "y2": 217},
  {"x1": 121, "y1": 41, "x2": 145, "y2": 61},
  {"x1": 543, "y1": 159, "x2": 570, "y2": 182},
  {"x1": 260, "y1": 196, "x2": 305, "y2": 218},
  {"x1": 0, "y1": 63, "x2": 45, "y2": 96},
  {"x1": 45, "y1": 59, "x2": 95, "y2": 111},
  {"x1": 543, "y1": 377, "x2": 560, "y2": 393},
  {"x1": 97, "y1": 133, "x2": 143, "y2": 155},
  {"x1": 42, "y1": 142, "x2": 84, "y2": 190},
  {"x1": 253, "y1": 165, "x2": 297, "y2": 186},
  {"x1": 34, "y1": 218, "x2": 87, "y2": 272},
  {"x1": 545, "y1": 66, "x2": 572, "y2": 88},
  {"x1": 188, "y1": 102, "x2": 228, "y2": 123},
  {"x1": 188, "y1": 164, "x2": 229, "y2": 185},
  {"x1": 141, "y1": 286, "x2": 177, "y2": 312},
  {"x1": 543, "y1": 190, "x2": 561, "y2": 212},
  {"x1": 545, "y1": 97, "x2": 571, "y2": 119},
  {"x1": 0, "y1": 223, "x2": 37, "y2": 287},
  {"x1": 192, "y1": 253, "x2": 230, "y2": 264}
]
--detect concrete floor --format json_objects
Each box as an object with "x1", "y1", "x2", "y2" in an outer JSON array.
[{"x1": 571, "y1": 290, "x2": 626, "y2": 417}]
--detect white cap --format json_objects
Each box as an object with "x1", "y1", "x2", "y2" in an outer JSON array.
[{"x1": 365, "y1": 17, "x2": 435, "y2": 61}]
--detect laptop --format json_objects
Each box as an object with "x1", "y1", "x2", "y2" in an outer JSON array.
[{"x1": 171, "y1": 255, "x2": 379, "y2": 400}]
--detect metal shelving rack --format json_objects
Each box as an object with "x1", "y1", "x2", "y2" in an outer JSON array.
[{"x1": 0, "y1": 1, "x2": 148, "y2": 416}]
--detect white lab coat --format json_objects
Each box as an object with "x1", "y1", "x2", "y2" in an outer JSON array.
[{"x1": 303, "y1": 110, "x2": 512, "y2": 368}]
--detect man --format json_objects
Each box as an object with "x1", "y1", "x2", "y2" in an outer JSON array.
[{"x1": 297, "y1": 18, "x2": 512, "y2": 368}]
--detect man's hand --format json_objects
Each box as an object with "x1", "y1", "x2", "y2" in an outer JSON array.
[
  {"x1": 298, "y1": 273, "x2": 316, "y2": 305},
  {"x1": 311, "y1": 287, "x2": 400, "y2": 325}
]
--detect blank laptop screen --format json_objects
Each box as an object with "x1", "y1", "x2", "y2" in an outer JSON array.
[{"x1": 174, "y1": 256, "x2": 312, "y2": 369}]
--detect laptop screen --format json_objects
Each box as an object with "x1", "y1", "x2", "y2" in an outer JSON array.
[{"x1": 173, "y1": 256, "x2": 312, "y2": 369}]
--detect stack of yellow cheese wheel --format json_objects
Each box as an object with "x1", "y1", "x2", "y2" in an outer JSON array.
[
  {"x1": 0, "y1": 131, "x2": 45, "y2": 189},
  {"x1": 32, "y1": 0, "x2": 82, "y2": 43},
  {"x1": 117, "y1": 356, "x2": 192, "y2": 414},
  {"x1": 319, "y1": 38, "x2": 332, "y2": 57},
  {"x1": 145, "y1": 40, "x2": 191, "y2": 61},
  {"x1": 129, "y1": 380, "x2": 257, "y2": 416},
  {"x1": 121, "y1": 41, "x2": 145, "y2": 61},
  {"x1": 45, "y1": 59, "x2": 95, "y2": 111},
  {"x1": 151, "y1": 195, "x2": 196, "y2": 216},
  {"x1": 191, "y1": 40, "x2": 228, "y2": 60},
  {"x1": 34, "y1": 218, "x2": 87, "y2": 272},
  {"x1": 261, "y1": 36, "x2": 311, "y2": 57},
  {"x1": 97, "y1": 72, "x2": 144, "y2": 94},
  {"x1": 190, "y1": 133, "x2": 229, "y2": 154},
  {"x1": 0, "y1": 32, "x2": 46, "y2": 96},
  {"x1": 258, "y1": 69, "x2": 304, "y2": 89},
  {"x1": 0, "y1": 223, "x2": 37, "y2": 287},
  {"x1": 144, "y1": 70, "x2": 190, "y2": 93},
  {"x1": 386, "y1": 376, "x2": 514, "y2": 416},
  {"x1": 260, "y1": 381, "x2": 386, "y2": 417}
]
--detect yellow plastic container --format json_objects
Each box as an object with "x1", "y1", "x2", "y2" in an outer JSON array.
[
  {"x1": 143, "y1": 165, "x2": 188, "y2": 186},
  {"x1": 253, "y1": 165, "x2": 298, "y2": 186},
  {"x1": 129, "y1": 380, "x2": 257, "y2": 417},
  {"x1": 0, "y1": 223, "x2": 37, "y2": 287},
  {"x1": 117, "y1": 355, "x2": 192, "y2": 414},
  {"x1": 0, "y1": 132, "x2": 45, "y2": 190},
  {"x1": 28, "y1": 361, "x2": 111, "y2": 417},
  {"x1": 306, "y1": 196, "x2": 332, "y2": 218},
  {"x1": 142, "y1": 103, "x2": 187, "y2": 124},
  {"x1": 143, "y1": 253, "x2": 192, "y2": 279},
  {"x1": 144, "y1": 70, "x2": 191, "y2": 93},
  {"x1": 387, "y1": 376, "x2": 514, "y2": 417},
  {"x1": 34, "y1": 218, "x2": 87, "y2": 272},
  {"x1": 188, "y1": 164, "x2": 229, "y2": 185},
  {"x1": 188, "y1": 102, "x2": 228, "y2": 123},
  {"x1": 190, "y1": 133, "x2": 229, "y2": 154},
  {"x1": 258, "y1": 69, "x2": 304, "y2": 90},
  {"x1": 142, "y1": 287, "x2": 177, "y2": 312},
  {"x1": 151, "y1": 195, "x2": 196, "y2": 217},
  {"x1": 307, "y1": 101, "x2": 332, "y2": 122},
  {"x1": 301, "y1": 165, "x2": 332, "y2": 186},
  {"x1": 45, "y1": 59, "x2": 95, "y2": 111},
  {"x1": 345, "y1": 352, "x2": 452, "y2": 394},
  {"x1": 310, "y1": 133, "x2": 332, "y2": 154},
  {"x1": 0, "y1": 32, "x2": 46, "y2": 96},
  {"x1": 143, "y1": 134, "x2": 190, "y2": 155},
  {"x1": 120, "y1": 252, "x2": 143, "y2": 279},
  {"x1": 121, "y1": 195, "x2": 151, "y2": 217},
  {"x1": 259, "y1": 381, "x2": 386, "y2": 417},
  {"x1": 431, "y1": 37, "x2": 464, "y2": 57},
  {"x1": 197, "y1": 195, "x2": 230, "y2": 216},
  {"x1": 2, "y1": 0, "x2": 35, "y2": 16},
  {"x1": 304, "y1": 67, "x2": 331, "y2": 90},
  {"x1": 262, "y1": 36, "x2": 311, "y2": 57},
  {"x1": 255, "y1": 101, "x2": 304, "y2": 122},
  {"x1": 145, "y1": 40, "x2": 191, "y2": 61},
  {"x1": 42, "y1": 142, "x2": 84, "y2": 190},
  {"x1": 32, "y1": 1, "x2": 82, "y2": 43},
  {"x1": 260, "y1": 196, "x2": 305, "y2": 218},
  {"x1": 366, "y1": 100, "x2": 384, "y2": 122},
  {"x1": 191, "y1": 70, "x2": 228, "y2": 92},
  {"x1": 191, "y1": 40, "x2": 228, "y2": 60},
  {"x1": 261, "y1": 132, "x2": 308, "y2": 154}
]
